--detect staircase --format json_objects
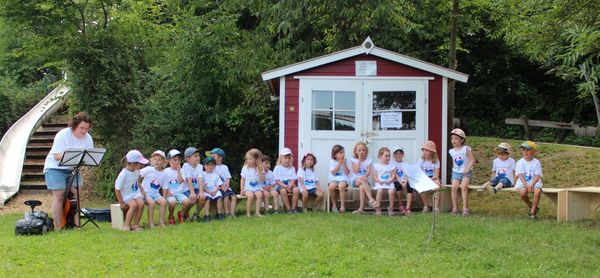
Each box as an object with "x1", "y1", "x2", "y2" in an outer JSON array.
[{"x1": 20, "y1": 114, "x2": 69, "y2": 192}]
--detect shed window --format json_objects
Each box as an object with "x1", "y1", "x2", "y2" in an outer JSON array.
[
  {"x1": 372, "y1": 91, "x2": 416, "y2": 130},
  {"x1": 311, "y1": 90, "x2": 355, "y2": 131}
]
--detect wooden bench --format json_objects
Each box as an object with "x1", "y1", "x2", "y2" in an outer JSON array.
[
  {"x1": 565, "y1": 187, "x2": 600, "y2": 221},
  {"x1": 439, "y1": 185, "x2": 567, "y2": 221}
]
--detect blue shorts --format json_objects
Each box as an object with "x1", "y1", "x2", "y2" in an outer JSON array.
[
  {"x1": 167, "y1": 193, "x2": 189, "y2": 204},
  {"x1": 305, "y1": 188, "x2": 317, "y2": 196},
  {"x1": 220, "y1": 189, "x2": 236, "y2": 197},
  {"x1": 145, "y1": 191, "x2": 164, "y2": 202},
  {"x1": 123, "y1": 192, "x2": 143, "y2": 204},
  {"x1": 328, "y1": 180, "x2": 348, "y2": 187},
  {"x1": 45, "y1": 168, "x2": 82, "y2": 190},
  {"x1": 393, "y1": 181, "x2": 414, "y2": 193},
  {"x1": 183, "y1": 188, "x2": 200, "y2": 197},
  {"x1": 205, "y1": 195, "x2": 223, "y2": 201},
  {"x1": 490, "y1": 177, "x2": 512, "y2": 188},
  {"x1": 451, "y1": 171, "x2": 473, "y2": 182}
]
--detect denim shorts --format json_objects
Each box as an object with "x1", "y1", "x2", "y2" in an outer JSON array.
[
  {"x1": 145, "y1": 191, "x2": 164, "y2": 202},
  {"x1": 220, "y1": 189, "x2": 236, "y2": 197},
  {"x1": 45, "y1": 168, "x2": 82, "y2": 190},
  {"x1": 123, "y1": 192, "x2": 143, "y2": 204},
  {"x1": 205, "y1": 191, "x2": 223, "y2": 201},
  {"x1": 328, "y1": 180, "x2": 348, "y2": 187},
  {"x1": 490, "y1": 177, "x2": 512, "y2": 188},
  {"x1": 393, "y1": 181, "x2": 414, "y2": 193},
  {"x1": 183, "y1": 188, "x2": 200, "y2": 197},
  {"x1": 167, "y1": 193, "x2": 189, "y2": 204},
  {"x1": 451, "y1": 171, "x2": 473, "y2": 182}
]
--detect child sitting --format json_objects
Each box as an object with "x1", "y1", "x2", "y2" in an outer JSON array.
[
  {"x1": 240, "y1": 148, "x2": 265, "y2": 217},
  {"x1": 372, "y1": 147, "x2": 397, "y2": 216},
  {"x1": 140, "y1": 150, "x2": 168, "y2": 228},
  {"x1": 482, "y1": 142, "x2": 516, "y2": 193},
  {"x1": 274, "y1": 147, "x2": 299, "y2": 213},
  {"x1": 115, "y1": 150, "x2": 148, "y2": 231},
  {"x1": 262, "y1": 156, "x2": 280, "y2": 213},
  {"x1": 418, "y1": 141, "x2": 442, "y2": 212},
  {"x1": 448, "y1": 128, "x2": 476, "y2": 216},
  {"x1": 392, "y1": 147, "x2": 412, "y2": 214},
  {"x1": 182, "y1": 147, "x2": 204, "y2": 222},
  {"x1": 164, "y1": 150, "x2": 191, "y2": 224},
  {"x1": 350, "y1": 142, "x2": 378, "y2": 214},
  {"x1": 515, "y1": 141, "x2": 543, "y2": 219},
  {"x1": 297, "y1": 152, "x2": 324, "y2": 212},
  {"x1": 201, "y1": 156, "x2": 225, "y2": 222},
  {"x1": 211, "y1": 148, "x2": 237, "y2": 218},
  {"x1": 327, "y1": 145, "x2": 351, "y2": 213}
]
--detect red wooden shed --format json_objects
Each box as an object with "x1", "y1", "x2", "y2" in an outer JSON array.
[{"x1": 262, "y1": 37, "x2": 468, "y2": 183}]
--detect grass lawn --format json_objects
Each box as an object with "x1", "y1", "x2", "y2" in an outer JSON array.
[{"x1": 1, "y1": 212, "x2": 600, "y2": 277}]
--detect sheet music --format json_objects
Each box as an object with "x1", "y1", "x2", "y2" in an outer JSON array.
[
  {"x1": 403, "y1": 163, "x2": 439, "y2": 193},
  {"x1": 82, "y1": 148, "x2": 106, "y2": 166},
  {"x1": 59, "y1": 147, "x2": 106, "y2": 167}
]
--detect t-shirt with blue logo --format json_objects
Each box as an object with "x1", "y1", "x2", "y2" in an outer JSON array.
[
  {"x1": 350, "y1": 158, "x2": 372, "y2": 180},
  {"x1": 115, "y1": 168, "x2": 141, "y2": 198},
  {"x1": 449, "y1": 145, "x2": 471, "y2": 174},
  {"x1": 328, "y1": 159, "x2": 351, "y2": 182},
  {"x1": 297, "y1": 168, "x2": 319, "y2": 192},
  {"x1": 391, "y1": 160, "x2": 407, "y2": 180},
  {"x1": 163, "y1": 167, "x2": 185, "y2": 195},
  {"x1": 515, "y1": 158, "x2": 543, "y2": 188},
  {"x1": 140, "y1": 166, "x2": 167, "y2": 194},
  {"x1": 182, "y1": 163, "x2": 203, "y2": 190},
  {"x1": 418, "y1": 158, "x2": 440, "y2": 178},
  {"x1": 274, "y1": 165, "x2": 298, "y2": 186},
  {"x1": 203, "y1": 171, "x2": 224, "y2": 193},
  {"x1": 492, "y1": 157, "x2": 516, "y2": 182},
  {"x1": 263, "y1": 170, "x2": 275, "y2": 187},
  {"x1": 215, "y1": 164, "x2": 232, "y2": 183},
  {"x1": 241, "y1": 166, "x2": 263, "y2": 190},
  {"x1": 373, "y1": 162, "x2": 396, "y2": 188}
]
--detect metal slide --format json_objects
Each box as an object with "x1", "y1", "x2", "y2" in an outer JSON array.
[{"x1": 0, "y1": 84, "x2": 70, "y2": 205}]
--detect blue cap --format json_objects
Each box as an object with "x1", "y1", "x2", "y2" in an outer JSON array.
[
  {"x1": 202, "y1": 156, "x2": 216, "y2": 165},
  {"x1": 211, "y1": 148, "x2": 225, "y2": 158},
  {"x1": 184, "y1": 147, "x2": 199, "y2": 158}
]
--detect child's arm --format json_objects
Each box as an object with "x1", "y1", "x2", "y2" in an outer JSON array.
[
  {"x1": 240, "y1": 177, "x2": 245, "y2": 193},
  {"x1": 330, "y1": 161, "x2": 342, "y2": 176},
  {"x1": 176, "y1": 167, "x2": 184, "y2": 184},
  {"x1": 371, "y1": 168, "x2": 382, "y2": 184},
  {"x1": 298, "y1": 177, "x2": 307, "y2": 192},
  {"x1": 351, "y1": 160, "x2": 360, "y2": 174},
  {"x1": 490, "y1": 170, "x2": 495, "y2": 179},
  {"x1": 224, "y1": 177, "x2": 231, "y2": 190},
  {"x1": 115, "y1": 189, "x2": 127, "y2": 210},
  {"x1": 138, "y1": 177, "x2": 147, "y2": 197},
  {"x1": 342, "y1": 159, "x2": 350, "y2": 175},
  {"x1": 465, "y1": 148, "x2": 476, "y2": 173},
  {"x1": 386, "y1": 169, "x2": 397, "y2": 184}
]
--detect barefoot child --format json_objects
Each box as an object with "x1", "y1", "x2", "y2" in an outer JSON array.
[
  {"x1": 201, "y1": 156, "x2": 224, "y2": 222},
  {"x1": 328, "y1": 145, "x2": 351, "y2": 213},
  {"x1": 350, "y1": 142, "x2": 378, "y2": 214},
  {"x1": 211, "y1": 148, "x2": 237, "y2": 217},
  {"x1": 482, "y1": 142, "x2": 516, "y2": 193},
  {"x1": 182, "y1": 147, "x2": 204, "y2": 222},
  {"x1": 418, "y1": 141, "x2": 442, "y2": 212},
  {"x1": 297, "y1": 152, "x2": 324, "y2": 212},
  {"x1": 240, "y1": 148, "x2": 265, "y2": 217},
  {"x1": 115, "y1": 150, "x2": 148, "y2": 231},
  {"x1": 449, "y1": 128, "x2": 476, "y2": 216},
  {"x1": 274, "y1": 148, "x2": 299, "y2": 213},
  {"x1": 140, "y1": 150, "x2": 168, "y2": 228},
  {"x1": 372, "y1": 147, "x2": 397, "y2": 216},
  {"x1": 515, "y1": 141, "x2": 543, "y2": 219},
  {"x1": 262, "y1": 156, "x2": 280, "y2": 213},
  {"x1": 164, "y1": 150, "x2": 191, "y2": 224},
  {"x1": 392, "y1": 147, "x2": 412, "y2": 214}
]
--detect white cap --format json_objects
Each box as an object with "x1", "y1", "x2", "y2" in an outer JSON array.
[
  {"x1": 167, "y1": 149, "x2": 181, "y2": 159},
  {"x1": 280, "y1": 147, "x2": 292, "y2": 156},
  {"x1": 126, "y1": 150, "x2": 149, "y2": 164},
  {"x1": 151, "y1": 150, "x2": 166, "y2": 159}
]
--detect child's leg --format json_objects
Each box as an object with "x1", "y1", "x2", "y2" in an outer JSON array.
[
  {"x1": 495, "y1": 182, "x2": 504, "y2": 192},
  {"x1": 357, "y1": 183, "x2": 366, "y2": 211},
  {"x1": 396, "y1": 189, "x2": 403, "y2": 209},
  {"x1": 451, "y1": 179, "x2": 460, "y2": 211},
  {"x1": 388, "y1": 189, "x2": 395, "y2": 212},
  {"x1": 217, "y1": 198, "x2": 223, "y2": 214},
  {"x1": 339, "y1": 182, "x2": 347, "y2": 212},
  {"x1": 519, "y1": 188, "x2": 532, "y2": 207},
  {"x1": 195, "y1": 196, "x2": 205, "y2": 215},
  {"x1": 328, "y1": 182, "x2": 338, "y2": 210},
  {"x1": 254, "y1": 191, "x2": 264, "y2": 216},
  {"x1": 291, "y1": 187, "x2": 300, "y2": 210},
  {"x1": 270, "y1": 190, "x2": 280, "y2": 211},
  {"x1": 279, "y1": 188, "x2": 292, "y2": 211},
  {"x1": 361, "y1": 181, "x2": 375, "y2": 203},
  {"x1": 168, "y1": 199, "x2": 176, "y2": 219},
  {"x1": 531, "y1": 188, "x2": 542, "y2": 214},
  {"x1": 229, "y1": 195, "x2": 237, "y2": 215},
  {"x1": 263, "y1": 191, "x2": 271, "y2": 211},
  {"x1": 420, "y1": 192, "x2": 429, "y2": 208},
  {"x1": 460, "y1": 177, "x2": 471, "y2": 210},
  {"x1": 223, "y1": 195, "x2": 231, "y2": 214},
  {"x1": 133, "y1": 198, "x2": 144, "y2": 227},
  {"x1": 146, "y1": 198, "x2": 156, "y2": 226},
  {"x1": 181, "y1": 199, "x2": 191, "y2": 222},
  {"x1": 434, "y1": 191, "x2": 441, "y2": 211},
  {"x1": 301, "y1": 190, "x2": 309, "y2": 210},
  {"x1": 316, "y1": 189, "x2": 324, "y2": 210},
  {"x1": 204, "y1": 197, "x2": 211, "y2": 216},
  {"x1": 123, "y1": 199, "x2": 137, "y2": 229},
  {"x1": 245, "y1": 191, "x2": 254, "y2": 216},
  {"x1": 157, "y1": 198, "x2": 167, "y2": 225},
  {"x1": 482, "y1": 181, "x2": 492, "y2": 190},
  {"x1": 406, "y1": 192, "x2": 413, "y2": 211}
]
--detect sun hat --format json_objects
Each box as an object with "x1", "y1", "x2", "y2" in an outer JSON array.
[
  {"x1": 421, "y1": 141, "x2": 437, "y2": 153},
  {"x1": 280, "y1": 147, "x2": 293, "y2": 156},
  {"x1": 126, "y1": 150, "x2": 149, "y2": 164},
  {"x1": 495, "y1": 143, "x2": 511, "y2": 154},
  {"x1": 519, "y1": 141, "x2": 538, "y2": 151},
  {"x1": 210, "y1": 148, "x2": 225, "y2": 158},
  {"x1": 451, "y1": 128, "x2": 466, "y2": 139},
  {"x1": 166, "y1": 149, "x2": 181, "y2": 159},
  {"x1": 184, "y1": 147, "x2": 200, "y2": 158},
  {"x1": 151, "y1": 150, "x2": 166, "y2": 159}
]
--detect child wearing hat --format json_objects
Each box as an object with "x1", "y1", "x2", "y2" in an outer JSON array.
[
  {"x1": 392, "y1": 147, "x2": 413, "y2": 214},
  {"x1": 481, "y1": 143, "x2": 516, "y2": 193},
  {"x1": 182, "y1": 147, "x2": 204, "y2": 222},
  {"x1": 515, "y1": 141, "x2": 543, "y2": 219},
  {"x1": 201, "y1": 156, "x2": 225, "y2": 221},
  {"x1": 140, "y1": 150, "x2": 169, "y2": 228},
  {"x1": 448, "y1": 128, "x2": 476, "y2": 216},
  {"x1": 165, "y1": 149, "x2": 191, "y2": 225},
  {"x1": 115, "y1": 150, "x2": 149, "y2": 231},
  {"x1": 418, "y1": 141, "x2": 442, "y2": 212},
  {"x1": 211, "y1": 148, "x2": 237, "y2": 217}
]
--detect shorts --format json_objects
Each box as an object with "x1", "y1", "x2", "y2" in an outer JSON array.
[
  {"x1": 220, "y1": 189, "x2": 236, "y2": 197},
  {"x1": 328, "y1": 180, "x2": 348, "y2": 187},
  {"x1": 167, "y1": 193, "x2": 189, "y2": 204},
  {"x1": 145, "y1": 191, "x2": 164, "y2": 202},
  {"x1": 183, "y1": 188, "x2": 200, "y2": 197},
  {"x1": 244, "y1": 186, "x2": 264, "y2": 193},
  {"x1": 205, "y1": 191, "x2": 223, "y2": 201},
  {"x1": 351, "y1": 176, "x2": 367, "y2": 188},
  {"x1": 123, "y1": 192, "x2": 143, "y2": 204},
  {"x1": 373, "y1": 183, "x2": 395, "y2": 191},
  {"x1": 490, "y1": 177, "x2": 512, "y2": 188},
  {"x1": 393, "y1": 181, "x2": 414, "y2": 193},
  {"x1": 451, "y1": 171, "x2": 473, "y2": 182},
  {"x1": 515, "y1": 181, "x2": 542, "y2": 191},
  {"x1": 300, "y1": 187, "x2": 318, "y2": 196},
  {"x1": 45, "y1": 168, "x2": 83, "y2": 190}
]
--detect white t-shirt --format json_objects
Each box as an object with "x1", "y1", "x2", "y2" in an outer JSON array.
[
  {"x1": 203, "y1": 171, "x2": 224, "y2": 192},
  {"x1": 114, "y1": 168, "x2": 141, "y2": 197},
  {"x1": 44, "y1": 127, "x2": 94, "y2": 172},
  {"x1": 515, "y1": 158, "x2": 543, "y2": 187},
  {"x1": 492, "y1": 157, "x2": 516, "y2": 182},
  {"x1": 350, "y1": 158, "x2": 372, "y2": 179},
  {"x1": 182, "y1": 163, "x2": 203, "y2": 190},
  {"x1": 373, "y1": 163, "x2": 396, "y2": 187},
  {"x1": 297, "y1": 168, "x2": 319, "y2": 190},
  {"x1": 328, "y1": 159, "x2": 351, "y2": 182},
  {"x1": 263, "y1": 170, "x2": 275, "y2": 187},
  {"x1": 273, "y1": 165, "x2": 297, "y2": 186},
  {"x1": 391, "y1": 160, "x2": 407, "y2": 180},
  {"x1": 140, "y1": 166, "x2": 167, "y2": 194},
  {"x1": 215, "y1": 164, "x2": 232, "y2": 184},
  {"x1": 449, "y1": 145, "x2": 471, "y2": 173},
  {"x1": 241, "y1": 166, "x2": 262, "y2": 189},
  {"x1": 418, "y1": 159, "x2": 440, "y2": 178},
  {"x1": 163, "y1": 167, "x2": 184, "y2": 195}
]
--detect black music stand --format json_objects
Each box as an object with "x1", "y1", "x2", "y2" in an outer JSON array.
[{"x1": 59, "y1": 147, "x2": 106, "y2": 229}]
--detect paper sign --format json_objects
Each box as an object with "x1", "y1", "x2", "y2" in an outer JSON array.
[
  {"x1": 403, "y1": 163, "x2": 439, "y2": 193},
  {"x1": 355, "y1": 61, "x2": 377, "y2": 76},
  {"x1": 380, "y1": 112, "x2": 402, "y2": 129}
]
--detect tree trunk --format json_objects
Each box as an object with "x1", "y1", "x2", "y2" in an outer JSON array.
[{"x1": 446, "y1": 0, "x2": 459, "y2": 184}]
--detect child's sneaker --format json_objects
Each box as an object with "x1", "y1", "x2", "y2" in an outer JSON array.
[
  {"x1": 272, "y1": 210, "x2": 280, "y2": 214},
  {"x1": 203, "y1": 215, "x2": 211, "y2": 222},
  {"x1": 422, "y1": 206, "x2": 430, "y2": 213},
  {"x1": 331, "y1": 207, "x2": 338, "y2": 213},
  {"x1": 168, "y1": 217, "x2": 175, "y2": 225},
  {"x1": 287, "y1": 209, "x2": 295, "y2": 214},
  {"x1": 216, "y1": 214, "x2": 225, "y2": 220},
  {"x1": 191, "y1": 213, "x2": 200, "y2": 222},
  {"x1": 177, "y1": 211, "x2": 184, "y2": 223}
]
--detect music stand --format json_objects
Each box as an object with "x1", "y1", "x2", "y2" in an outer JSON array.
[{"x1": 59, "y1": 147, "x2": 106, "y2": 229}]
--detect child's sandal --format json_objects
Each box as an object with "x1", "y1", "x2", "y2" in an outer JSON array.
[{"x1": 369, "y1": 199, "x2": 379, "y2": 208}]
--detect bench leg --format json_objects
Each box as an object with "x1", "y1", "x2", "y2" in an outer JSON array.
[
  {"x1": 110, "y1": 204, "x2": 124, "y2": 229},
  {"x1": 566, "y1": 192, "x2": 600, "y2": 221},
  {"x1": 542, "y1": 191, "x2": 567, "y2": 221},
  {"x1": 439, "y1": 189, "x2": 453, "y2": 212}
]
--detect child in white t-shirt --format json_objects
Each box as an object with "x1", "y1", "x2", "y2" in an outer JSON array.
[
  {"x1": 448, "y1": 128, "x2": 476, "y2": 216},
  {"x1": 372, "y1": 147, "x2": 397, "y2": 216},
  {"x1": 140, "y1": 150, "x2": 168, "y2": 228},
  {"x1": 182, "y1": 147, "x2": 204, "y2": 222},
  {"x1": 261, "y1": 155, "x2": 280, "y2": 213},
  {"x1": 515, "y1": 141, "x2": 543, "y2": 219},
  {"x1": 482, "y1": 142, "x2": 516, "y2": 193},
  {"x1": 201, "y1": 157, "x2": 224, "y2": 222},
  {"x1": 211, "y1": 148, "x2": 237, "y2": 218},
  {"x1": 327, "y1": 144, "x2": 351, "y2": 213},
  {"x1": 392, "y1": 147, "x2": 412, "y2": 214},
  {"x1": 240, "y1": 148, "x2": 265, "y2": 217},
  {"x1": 274, "y1": 147, "x2": 299, "y2": 213},
  {"x1": 297, "y1": 152, "x2": 324, "y2": 212},
  {"x1": 164, "y1": 150, "x2": 190, "y2": 225},
  {"x1": 350, "y1": 142, "x2": 378, "y2": 214},
  {"x1": 419, "y1": 141, "x2": 442, "y2": 212},
  {"x1": 115, "y1": 150, "x2": 149, "y2": 231}
]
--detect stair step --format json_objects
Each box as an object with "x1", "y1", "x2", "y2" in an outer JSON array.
[
  {"x1": 20, "y1": 181, "x2": 47, "y2": 190},
  {"x1": 42, "y1": 122, "x2": 69, "y2": 128},
  {"x1": 28, "y1": 142, "x2": 53, "y2": 147},
  {"x1": 22, "y1": 171, "x2": 45, "y2": 178},
  {"x1": 20, "y1": 176, "x2": 45, "y2": 182},
  {"x1": 30, "y1": 135, "x2": 55, "y2": 141},
  {"x1": 24, "y1": 159, "x2": 45, "y2": 166},
  {"x1": 36, "y1": 125, "x2": 66, "y2": 133},
  {"x1": 26, "y1": 151, "x2": 49, "y2": 157},
  {"x1": 27, "y1": 145, "x2": 52, "y2": 150}
]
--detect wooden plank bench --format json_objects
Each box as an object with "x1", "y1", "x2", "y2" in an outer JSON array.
[
  {"x1": 439, "y1": 185, "x2": 567, "y2": 221},
  {"x1": 565, "y1": 187, "x2": 600, "y2": 221}
]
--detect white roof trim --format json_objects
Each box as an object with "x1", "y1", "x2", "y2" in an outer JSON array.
[{"x1": 262, "y1": 38, "x2": 469, "y2": 83}]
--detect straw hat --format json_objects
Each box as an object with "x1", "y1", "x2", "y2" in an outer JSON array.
[
  {"x1": 421, "y1": 141, "x2": 437, "y2": 153},
  {"x1": 495, "y1": 142, "x2": 511, "y2": 154},
  {"x1": 451, "y1": 128, "x2": 466, "y2": 139}
]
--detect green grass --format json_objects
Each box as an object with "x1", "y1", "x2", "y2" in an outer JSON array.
[{"x1": 1, "y1": 213, "x2": 599, "y2": 277}]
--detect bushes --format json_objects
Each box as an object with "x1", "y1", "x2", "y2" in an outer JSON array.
[{"x1": 0, "y1": 76, "x2": 46, "y2": 137}]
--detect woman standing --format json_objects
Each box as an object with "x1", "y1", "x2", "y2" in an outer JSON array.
[{"x1": 43, "y1": 112, "x2": 94, "y2": 229}]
